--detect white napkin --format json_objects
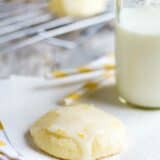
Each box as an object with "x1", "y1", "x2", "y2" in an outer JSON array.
[{"x1": 0, "y1": 122, "x2": 23, "y2": 160}]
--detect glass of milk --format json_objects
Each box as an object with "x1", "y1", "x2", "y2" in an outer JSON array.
[{"x1": 115, "y1": 0, "x2": 160, "y2": 108}]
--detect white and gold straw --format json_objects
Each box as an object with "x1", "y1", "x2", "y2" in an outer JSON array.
[
  {"x1": 50, "y1": 54, "x2": 115, "y2": 78},
  {"x1": 52, "y1": 63, "x2": 115, "y2": 78},
  {"x1": 59, "y1": 71, "x2": 114, "y2": 106}
]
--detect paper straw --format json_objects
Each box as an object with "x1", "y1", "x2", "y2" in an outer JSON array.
[
  {"x1": 49, "y1": 54, "x2": 115, "y2": 78},
  {"x1": 52, "y1": 63, "x2": 115, "y2": 78},
  {"x1": 51, "y1": 53, "x2": 115, "y2": 78},
  {"x1": 59, "y1": 71, "x2": 114, "y2": 106}
]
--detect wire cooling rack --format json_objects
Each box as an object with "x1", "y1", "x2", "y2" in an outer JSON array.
[
  {"x1": 0, "y1": 0, "x2": 114, "y2": 77},
  {"x1": 0, "y1": 0, "x2": 114, "y2": 53}
]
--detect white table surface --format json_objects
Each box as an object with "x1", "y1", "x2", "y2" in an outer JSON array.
[{"x1": 0, "y1": 76, "x2": 160, "y2": 160}]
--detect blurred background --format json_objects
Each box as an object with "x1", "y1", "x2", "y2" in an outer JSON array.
[{"x1": 0, "y1": 0, "x2": 114, "y2": 77}]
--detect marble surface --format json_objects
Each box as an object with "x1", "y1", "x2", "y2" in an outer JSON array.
[{"x1": 0, "y1": 24, "x2": 114, "y2": 77}]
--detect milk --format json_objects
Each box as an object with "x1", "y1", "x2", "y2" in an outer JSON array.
[{"x1": 116, "y1": 7, "x2": 160, "y2": 107}]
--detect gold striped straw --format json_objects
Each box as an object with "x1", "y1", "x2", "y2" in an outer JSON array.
[
  {"x1": 51, "y1": 55, "x2": 115, "y2": 78},
  {"x1": 0, "y1": 121, "x2": 5, "y2": 148},
  {"x1": 59, "y1": 71, "x2": 114, "y2": 106},
  {"x1": 0, "y1": 121, "x2": 4, "y2": 130},
  {"x1": 52, "y1": 64, "x2": 115, "y2": 78}
]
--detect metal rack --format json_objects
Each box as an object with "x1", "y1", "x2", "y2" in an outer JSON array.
[
  {"x1": 0, "y1": 0, "x2": 114, "y2": 53},
  {"x1": 0, "y1": 0, "x2": 114, "y2": 77}
]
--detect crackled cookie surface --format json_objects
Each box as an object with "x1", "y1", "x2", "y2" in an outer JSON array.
[{"x1": 30, "y1": 104, "x2": 126, "y2": 160}]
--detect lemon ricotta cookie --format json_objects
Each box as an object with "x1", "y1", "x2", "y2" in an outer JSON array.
[{"x1": 30, "y1": 104, "x2": 126, "y2": 160}]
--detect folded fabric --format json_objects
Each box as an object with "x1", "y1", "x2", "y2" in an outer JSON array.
[{"x1": 0, "y1": 121, "x2": 23, "y2": 160}]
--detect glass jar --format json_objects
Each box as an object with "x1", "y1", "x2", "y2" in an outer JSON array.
[{"x1": 115, "y1": 0, "x2": 160, "y2": 108}]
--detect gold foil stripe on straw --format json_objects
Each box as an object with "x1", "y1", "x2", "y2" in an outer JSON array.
[
  {"x1": 0, "y1": 140, "x2": 6, "y2": 147},
  {"x1": 53, "y1": 71, "x2": 69, "y2": 78},
  {"x1": 77, "y1": 67, "x2": 93, "y2": 73},
  {"x1": 52, "y1": 63, "x2": 115, "y2": 78},
  {"x1": 103, "y1": 64, "x2": 115, "y2": 70},
  {"x1": 0, "y1": 121, "x2": 4, "y2": 130},
  {"x1": 59, "y1": 71, "x2": 114, "y2": 106}
]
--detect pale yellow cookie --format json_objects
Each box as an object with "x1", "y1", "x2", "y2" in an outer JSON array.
[
  {"x1": 48, "y1": 0, "x2": 108, "y2": 17},
  {"x1": 30, "y1": 104, "x2": 126, "y2": 160}
]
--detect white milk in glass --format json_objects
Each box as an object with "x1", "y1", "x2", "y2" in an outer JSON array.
[{"x1": 116, "y1": 7, "x2": 160, "y2": 107}]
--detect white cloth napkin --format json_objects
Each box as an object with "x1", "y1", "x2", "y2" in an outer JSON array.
[{"x1": 0, "y1": 122, "x2": 23, "y2": 160}]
